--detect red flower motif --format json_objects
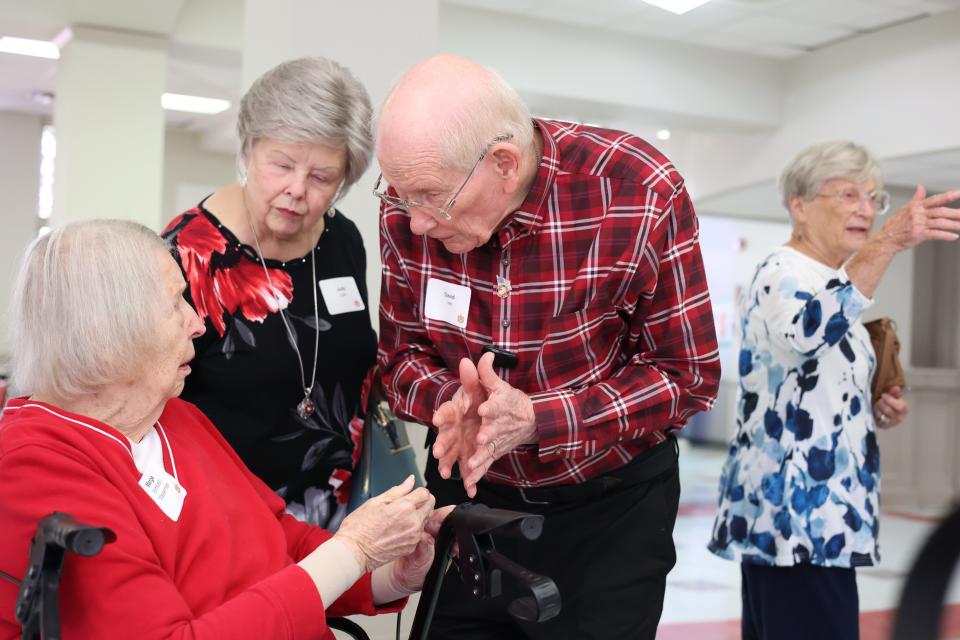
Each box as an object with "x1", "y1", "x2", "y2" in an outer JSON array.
[{"x1": 167, "y1": 211, "x2": 294, "y2": 336}]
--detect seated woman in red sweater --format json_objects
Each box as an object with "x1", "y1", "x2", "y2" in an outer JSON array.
[{"x1": 0, "y1": 219, "x2": 449, "y2": 639}]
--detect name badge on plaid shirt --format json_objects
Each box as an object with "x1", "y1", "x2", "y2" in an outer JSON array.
[{"x1": 424, "y1": 277, "x2": 471, "y2": 329}]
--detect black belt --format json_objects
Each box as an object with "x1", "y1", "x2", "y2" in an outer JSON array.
[{"x1": 478, "y1": 435, "x2": 679, "y2": 506}]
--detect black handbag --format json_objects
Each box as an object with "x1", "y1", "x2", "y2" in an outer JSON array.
[{"x1": 346, "y1": 389, "x2": 424, "y2": 512}]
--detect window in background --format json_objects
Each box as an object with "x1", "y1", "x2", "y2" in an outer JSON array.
[{"x1": 36, "y1": 124, "x2": 55, "y2": 236}]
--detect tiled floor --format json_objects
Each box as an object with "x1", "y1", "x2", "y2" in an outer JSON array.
[{"x1": 344, "y1": 441, "x2": 960, "y2": 639}]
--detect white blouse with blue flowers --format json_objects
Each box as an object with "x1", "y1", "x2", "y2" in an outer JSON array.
[{"x1": 708, "y1": 246, "x2": 880, "y2": 568}]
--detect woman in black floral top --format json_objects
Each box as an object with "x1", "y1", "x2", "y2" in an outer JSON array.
[{"x1": 163, "y1": 57, "x2": 376, "y2": 530}]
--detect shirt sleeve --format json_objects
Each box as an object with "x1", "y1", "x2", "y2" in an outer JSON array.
[
  {"x1": 377, "y1": 218, "x2": 461, "y2": 425},
  {"x1": 0, "y1": 442, "x2": 330, "y2": 640},
  {"x1": 531, "y1": 183, "x2": 721, "y2": 459},
  {"x1": 187, "y1": 401, "x2": 404, "y2": 619},
  {"x1": 758, "y1": 260, "x2": 873, "y2": 358}
]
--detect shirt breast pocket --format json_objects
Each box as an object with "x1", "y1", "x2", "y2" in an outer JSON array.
[{"x1": 534, "y1": 301, "x2": 626, "y2": 391}]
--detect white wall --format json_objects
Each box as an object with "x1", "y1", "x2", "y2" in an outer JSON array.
[
  {"x1": 0, "y1": 111, "x2": 43, "y2": 366},
  {"x1": 161, "y1": 128, "x2": 236, "y2": 227},
  {"x1": 438, "y1": 4, "x2": 784, "y2": 133},
  {"x1": 674, "y1": 9, "x2": 960, "y2": 200}
]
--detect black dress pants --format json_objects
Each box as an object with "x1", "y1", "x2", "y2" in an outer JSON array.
[{"x1": 423, "y1": 439, "x2": 681, "y2": 640}]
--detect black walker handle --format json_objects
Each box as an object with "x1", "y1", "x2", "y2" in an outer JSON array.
[
  {"x1": 407, "y1": 503, "x2": 561, "y2": 639},
  {"x1": 16, "y1": 512, "x2": 116, "y2": 640}
]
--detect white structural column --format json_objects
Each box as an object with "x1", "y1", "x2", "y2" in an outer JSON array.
[
  {"x1": 52, "y1": 25, "x2": 167, "y2": 229},
  {"x1": 242, "y1": 0, "x2": 439, "y2": 328}
]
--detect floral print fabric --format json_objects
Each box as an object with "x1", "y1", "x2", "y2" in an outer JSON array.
[
  {"x1": 709, "y1": 246, "x2": 880, "y2": 568},
  {"x1": 163, "y1": 204, "x2": 377, "y2": 529}
]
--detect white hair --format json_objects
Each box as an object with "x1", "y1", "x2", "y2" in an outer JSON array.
[
  {"x1": 237, "y1": 57, "x2": 374, "y2": 193},
  {"x1": 778, "y1": 140, "x2": 883, "y2": 211},
  {"x1": 437, "y1": 66, "x2": 535, "y2": 169},
  {"x1": 10, "y1": 220, "x2": 170, "y2": 400}
]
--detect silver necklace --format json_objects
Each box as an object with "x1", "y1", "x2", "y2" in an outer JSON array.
[{"x1": 243, "y1": 195, "x2": 321, "y2": 420}]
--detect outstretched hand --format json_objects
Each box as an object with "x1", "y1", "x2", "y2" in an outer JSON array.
[{"x1": 878, "y1": 186, "x2": 960, "y2": 251}]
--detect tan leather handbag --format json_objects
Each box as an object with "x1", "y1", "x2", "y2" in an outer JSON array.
[{"x1": 864, "y1": 317, "x2": 906, "y2": 398}]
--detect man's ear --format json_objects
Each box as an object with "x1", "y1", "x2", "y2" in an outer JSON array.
[{"x1": 490, "y1": 144, "x2": 522, "y2": 193}]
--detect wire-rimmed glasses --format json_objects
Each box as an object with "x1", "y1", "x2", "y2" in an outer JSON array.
[
  {"x1": 372, "y1": 134, "x2": 514, "y2": 221},
  {"x1": 816, "y1": 188, "x2": 892, "y2": 215}
]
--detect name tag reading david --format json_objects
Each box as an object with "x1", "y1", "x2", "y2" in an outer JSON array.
[
  {"x1": 424, "y1": 278, "x2": 471, "y2": 329},
  {"x1": 139, "y1": 466, "x2": 186, "y2": 521},
  {"x1": 319, "y1": 276, "x2": 365, "y2": 315}
]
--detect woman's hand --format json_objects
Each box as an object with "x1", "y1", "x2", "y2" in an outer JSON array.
[
  {"x1": 388, "y1": 505, "x2": 457, "y2": 593},
  {"x1": 877, "y1": 186, "x2": 960, "y2": 252},
  {"x1": 873, "y1": 385, "x2": 908, "y2": 429},
  {"x1": 334, "y1": 476, "x2": 435, "y2": 572}
]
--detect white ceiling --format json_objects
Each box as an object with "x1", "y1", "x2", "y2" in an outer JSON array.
[{"x1": 444, "y1": 0, "x2": 960, "y2": 59}]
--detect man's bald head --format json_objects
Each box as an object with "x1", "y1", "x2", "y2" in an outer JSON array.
[{"x1": 378, "y1": 55, "x2": 533, "y2": 170}]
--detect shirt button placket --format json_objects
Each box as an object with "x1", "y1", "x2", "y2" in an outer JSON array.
[{"x1": 498, "y1": 249, "x2": 512, "y2": 335}]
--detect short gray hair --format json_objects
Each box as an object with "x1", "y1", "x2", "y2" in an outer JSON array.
[
  {"x1": 437, "y1": 67, "x2": 535, "y2": 169},
  {"x1": 237, "y1": 57, "x2": 374, "y2": 191},
  {"x1": 10, "y1": 220, "x2": 170, "y2": 400},
  {"x1": 778, "y1": 140, "x2": 883, "y2": 210}
]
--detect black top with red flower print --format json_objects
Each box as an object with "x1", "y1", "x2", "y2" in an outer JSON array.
[{"x1": 163, "y1": 201, "x2": 376, "y2": 528}]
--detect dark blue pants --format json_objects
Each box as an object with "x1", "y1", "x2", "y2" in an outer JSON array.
[{"x1": 741, "y1": 562, "x2": 859, "y2": 640}]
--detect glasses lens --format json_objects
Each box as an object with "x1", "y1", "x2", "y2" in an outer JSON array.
[{"x1": 840, "y1": 190, "x2": 861, "y2": 207}]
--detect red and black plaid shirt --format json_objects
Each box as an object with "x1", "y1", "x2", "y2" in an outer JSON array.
[{"x1": 378, "y1": 119, "x2": 720, "y2": 488}]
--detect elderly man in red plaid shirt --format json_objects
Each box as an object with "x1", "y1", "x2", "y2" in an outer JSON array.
[{"x1": 373, "y1": 55, "x2": 720, "y2": 639}]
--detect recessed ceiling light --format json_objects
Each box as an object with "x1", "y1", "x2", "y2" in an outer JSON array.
[
  {"x1": 638, "y1": 0, "x2": 714, "y2": 15},
  {"x1": 657, "y1": 129, "x2": 672, "y2": 140},
  {"x1": 0, "y1": 36, "x2": 59, "y2": 60},
  {"x1": 161, "y1": 93, "x2": 230, "y2": 115}
]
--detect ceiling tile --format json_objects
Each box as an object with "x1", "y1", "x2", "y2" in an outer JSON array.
[
  {"x1": 691, "y1": 32, "x2": 806, "y2": 58},
  {"x1": 853, "y1": 6, "x2": 929, "y2": 29},
  {"x1": 715, "y1": 15, "x2": 854, "y2": 47},
  {"x1": 773, "y1": 0, "x2": 871, "y2": 23},
  {"x1": 444, "y1": 0, "x2": 543, "y2": 14},
  {"x1": 533, "y1": 5, "x2": 634, "y2": 29}
]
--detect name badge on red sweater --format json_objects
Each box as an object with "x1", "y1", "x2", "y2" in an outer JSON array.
[{"x1": 139, "y1": 465, "x2": 186, "y2": 521}]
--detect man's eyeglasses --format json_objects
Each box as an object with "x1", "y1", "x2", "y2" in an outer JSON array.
[
  {"x1": 372, "y1": 134, "x2": 514, "y2": 221},
  {"x1": 816, "y1": 188, "x2": 891, "y2": 215}
]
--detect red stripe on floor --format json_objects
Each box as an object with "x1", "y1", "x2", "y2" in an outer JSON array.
[
  {"x1": 676, "y1": 503, "x2": 717, "y2": 517},
  {"x1": 883, "y1": 509, "x2": 941, "y2": 523},
  {"x1": 656, "y1": 603, "x2": 960, "y2": 640}
]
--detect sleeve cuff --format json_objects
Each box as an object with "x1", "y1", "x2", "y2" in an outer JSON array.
[
  {"x1": 259, "y1": 565, "x2": 330, "y2": 638},
  {"x1": 837, "y1": 265, "x2": 874, "y2": 316},
  {"x1": 529, "y1": 390, "x2": 583, "y2": 460}
]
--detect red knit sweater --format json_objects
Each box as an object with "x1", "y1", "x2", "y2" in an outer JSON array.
[{"x1": 0, "y1": 397, "x2": 399, "y2": 639}]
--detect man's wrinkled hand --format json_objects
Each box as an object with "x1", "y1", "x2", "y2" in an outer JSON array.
[
  {"x1": 461, "y1": 352, "x2": 538, "y2": 496},
  {"x1": 432, "y1": 358, "x2": 486, "y2": 482}
]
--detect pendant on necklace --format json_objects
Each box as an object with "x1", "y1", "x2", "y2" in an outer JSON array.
[{"x1": 297, "y1": 395, "x2": 315, "y2": 420}]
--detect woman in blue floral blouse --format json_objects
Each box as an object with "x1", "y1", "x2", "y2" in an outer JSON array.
[{"x1": 708, "y1": 141, "x2": 960, "y2": 640}]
